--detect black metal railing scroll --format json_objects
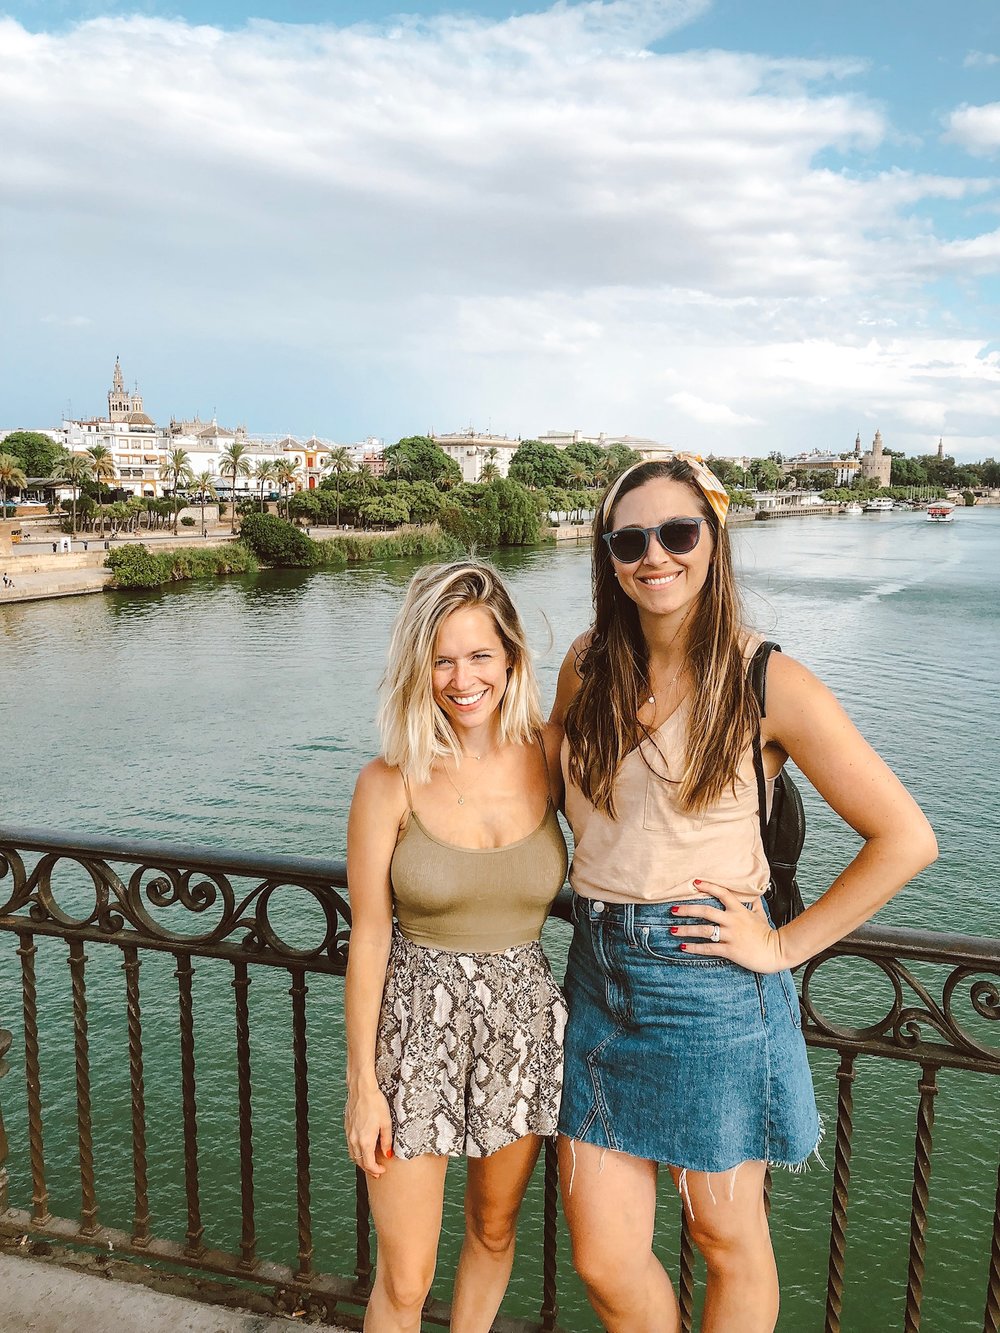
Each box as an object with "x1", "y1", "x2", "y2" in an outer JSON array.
[{"x1": 2, "y1": 827, "x2": 999, "y2": 1332}]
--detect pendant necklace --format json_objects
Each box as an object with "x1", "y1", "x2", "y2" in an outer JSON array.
[{"x1": 443, "y1": 745, "x2": 497, "y2": 805}]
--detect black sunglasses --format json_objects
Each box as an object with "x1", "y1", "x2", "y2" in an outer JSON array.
[{"x1": 602, "y1": 516, "x2": 708, "y2": 564}]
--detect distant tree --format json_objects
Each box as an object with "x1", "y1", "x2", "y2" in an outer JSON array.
[
  {"x1": 321, "y1": 446, "x2": 355, "y2": 526},
  {"x1": 508, "y1": 439, "x2": 568, "y2": 489},
  {"x1": 192, "y1": 471, "x2": 217, "y2": 535},
  {"x1": 160, "y1": 447, "x2": 195, "y2": 534},
  {"x1": 2, "y1": 431, "x2": 62, "y2": 478},
  {"x1": 239, "y1": 513, "x2": 321, "y2": 566},
  {"x1": 383, "y1": 436, "x2": 460, "y2": 486},
  {"x1": 86, "y1": 443, "x2": 116, "y2": 538},
  {"x1": 748, "y1": 458, "x2": 783, "y2": 492},
  {"x1": 360, "y1": 494, "x2": 410, "y2": 529},
  {"x1": 480, "y1": 461, "x2": 501, "y2": 483},
  {"x1": 404, "y1": 480, "x2": 443, "y2": 525},
  {"x1": 491, "y1": 477, "x2": 541, "y2": 545},
  {"x1": 563, "y1": 440, "x2": 604, "y2": 475},
  {"x1": 273, "y1": 458, "x2": 302, "y2": 519},
  {"x1": 890, "y1": 456, "x2": 928, "y2": 487},
  {"x1": 51, "y1": 450, "x2": 93, "y2": 535},
  {"x1": 218, "y1": 442, "x2": 252, "y2": 533},
  {"x1": 602, "y1": 444, "x2": 643, "y2": 481},
  {"x1": 706, "y1": 456, "x2": 744, "y2": 488},
  {"x1": 962, "y1": 490, "x2": 976, "y2": 507},
  {"x1": 0, "y1": 453, "x2": 27, "y2": 516},
  {"x1": 250, "y1": 458, "x2": 278, "y2": 513}
]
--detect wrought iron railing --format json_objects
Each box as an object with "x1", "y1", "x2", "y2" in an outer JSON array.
[{"x1": 0, "y1": 826, "x2": 998, "y2": 1332}]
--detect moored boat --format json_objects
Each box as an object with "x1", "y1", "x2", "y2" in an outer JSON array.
[
  {"x1": 844, "y1": 502, "x2": 863, "y2": 514},
  {"x1": 864, "y1": 496, "x2": 894, "y2": 512}
]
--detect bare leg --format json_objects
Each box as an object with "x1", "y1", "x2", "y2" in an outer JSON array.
[
  {"x1": 558, "y1": 1136, "x2": 680, "y2": 1333},
  {"x1": 365, "y1": 1154, "x2": 450, "y2": 1332},
  {"x1": 668, "y1": 1161, "x2": 778, "y2": 1333},
  {"x1": 450, "y1": 1134, "x2": 542, "y2": 1333}
]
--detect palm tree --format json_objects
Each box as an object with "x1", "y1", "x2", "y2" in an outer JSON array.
[
  {"x1": 273, "y1": 459, "x2": 302, "y2": 519},
  {"x1": 50, "y1": 451, "x2": 94, "y2": 536},
  {"x1": 321, "y1": 446, "x2": 355, "y2": 527},
  {"x1": 217, "y1": 442, "x2": 252, "y2": 533},
  {"x1": 86, "y1": 444, "x2": 116, "y2": 539},
  {"x1": 192, "y1": 471, "x2": 217, "y2": 536},
  {"x1": 160, "y1": 447, "x2": 194, "y2": 534},
  {"x1": 251, "y1": 458, "x2": 278, "y2": 514},
  {"x1": 0, "y1": 453, "x2": 27, "y2": 519},
  {"x1": 480, "y1": 461, "x2": 500, "y2": 482}
]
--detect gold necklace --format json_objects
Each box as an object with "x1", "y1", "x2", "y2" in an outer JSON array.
[{"x1": 441, "y1": 745, "x2": 497, "y2": 806}]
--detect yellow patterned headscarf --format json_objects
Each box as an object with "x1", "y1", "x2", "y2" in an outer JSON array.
[{"x1": 600, "y1": 453, "x2": 730, "y2": 528}]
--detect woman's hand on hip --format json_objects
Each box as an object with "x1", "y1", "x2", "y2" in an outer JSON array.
[
  {"x1": 670, "y1": 882, "x2": 788, "y2": 974},
  {"x1": 344, "y1": 1084, "x2": 394, "y2": 1178}
]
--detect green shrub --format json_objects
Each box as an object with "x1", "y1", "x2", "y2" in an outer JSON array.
[
  {"x1": 238, "y1": 513, "x2": 322, "y2": 567},
  {"x1": 180, "y1": 515, "x2": 196, "y2": 527},
  {"x1": 105, "y1": 544, "x2": 167, "y2": 589},
  {"x1": 107, "y1": 542, "x2": 259, "y2": 589}
]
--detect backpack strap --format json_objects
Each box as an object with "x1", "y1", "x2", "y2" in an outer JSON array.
[{"x1": 748, "y1": 640, "x2": 781, "y2": 845}]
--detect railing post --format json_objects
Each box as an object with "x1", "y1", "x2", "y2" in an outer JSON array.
[
  {"x1": 984, "y1": 1159, "x2": 1000, "y2": 1333},
  {"x1": 17, "y1": 930, "x2": 50, "y2": 1225},
  {"x1": 825, "y1": 1051, "x2": 857, "y2": 1333},
  {"x1": 539, "y1": 1135, "x2": 559, "y2": 1332},
  {"x1": 904, "y1": 1063, "x2": 939, "y2": 1333},
  {"x1": 0, "y1": 1028, "x2": 11, "y2": 1213}
]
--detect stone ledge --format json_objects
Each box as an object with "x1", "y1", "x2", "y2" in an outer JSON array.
[{"x1": 0, "y1": 1250, "x2": 356, "y2": 1333}]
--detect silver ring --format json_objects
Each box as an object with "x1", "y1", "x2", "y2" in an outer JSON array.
[{"x1": 710, "y1": 924, "x2": 721, "y2": 944}]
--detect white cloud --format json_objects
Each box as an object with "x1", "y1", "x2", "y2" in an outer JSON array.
[
  {"x1": 945, "y1": 102, "x2": 1000, "y2": 155},
  {"x1": 668, "y1": 391, "x2": 759, "y2": 425},
  {"x1": 40, "y1": 314, "x2": 93, "y2": 327},
  {"x1": 0, "y1": 3, "x2": 997, "y2": 456},
  {"x1": 963, "y1": 51, "x2": 1000, "y2": 68}
]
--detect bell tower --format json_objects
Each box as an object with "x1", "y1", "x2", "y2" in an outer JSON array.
[{"x1": 108, "y1": 356, "x2": 130, "y2": 421}]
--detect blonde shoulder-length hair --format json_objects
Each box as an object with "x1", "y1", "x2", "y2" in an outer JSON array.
[{"x1": 379, "y1": 561, "x2": 544, "y2": 784}]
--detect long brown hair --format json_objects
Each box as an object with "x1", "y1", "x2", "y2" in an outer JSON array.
[{"x1": 564, "y1": 458, "x2": 758, "y2": 817}]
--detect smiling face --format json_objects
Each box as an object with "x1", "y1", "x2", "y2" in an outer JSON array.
[
  {"x1": 607, "y1": 476, "x2": 715, "y2": 625},
  {"x1": 431, "y1": 604, "x2": 510, "y2": 741}
]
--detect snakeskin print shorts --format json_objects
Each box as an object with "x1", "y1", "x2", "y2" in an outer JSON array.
[{"x1": 374, "y1": 930, "x2": 567, "y2": 1160}]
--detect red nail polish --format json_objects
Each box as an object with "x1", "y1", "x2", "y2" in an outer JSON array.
[
  {"x1": 670, "y1": 905, "x2": 679, "y2": 914},
  {"x1": 680, "y1": 944, "x2": 688, "y2": 951},
  {"x1": 385, "y1": 1147, "x2": 393, "y2": 1160},
  {"x1": 693, "y1": 879, "x2": 702, "y2": 886},
  {"x1": 670, "y1": 926, "x2": 678, "y2": 934}
]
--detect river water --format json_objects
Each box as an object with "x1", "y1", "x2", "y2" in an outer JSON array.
[{"x1": 2, "y1": 508, "x2": 999, "y2": 1330}]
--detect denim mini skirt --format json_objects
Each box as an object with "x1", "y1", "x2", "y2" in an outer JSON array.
[{"x1": 558, "y1": 895, "x2": 821, "y2": 1174}]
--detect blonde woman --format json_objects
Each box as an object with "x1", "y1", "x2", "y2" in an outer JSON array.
[
  {"x1": 552, "y1": 457, "x2": 937, "y2": 1333},
  {"x1": 344, "y1": 561, "x2": 567, "y2": 1333}
]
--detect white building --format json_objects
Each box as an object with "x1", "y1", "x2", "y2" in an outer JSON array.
[
  {"x1": 62, "y1": 358, "x2": 171, "y2": 498},
  {"x1": 431, "y1": 429, "x2": 521, "y2": 483}
]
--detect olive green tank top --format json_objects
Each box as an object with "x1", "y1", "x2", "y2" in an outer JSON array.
[{"x1": 390, "y1": 747, "x2": 569, "y2": 953}]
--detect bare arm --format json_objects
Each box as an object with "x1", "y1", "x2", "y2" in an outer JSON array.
[
  {"x1": 549, "y1": 632, "x2": 590, "y2": 726},
  {"x1": 677, "y1": 652, "x2": 938, "y2": 971},
  {"x1": 343, "y1": 758, "x2": 406, "y2": 1176},
  {"x1": 764, "y1": 651, "x2": 937, "y2": 967}
]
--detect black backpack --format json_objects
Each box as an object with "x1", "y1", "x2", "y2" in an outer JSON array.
[{"x1": 748, "y1": 641, "x2": 806, "y2": 929}]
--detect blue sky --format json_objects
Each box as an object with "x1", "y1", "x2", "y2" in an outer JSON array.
[{"x1": 2, "y1": 0, "x2": 998, "y2": 457}]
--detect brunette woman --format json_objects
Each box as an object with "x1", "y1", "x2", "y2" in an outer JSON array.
[
  {"x1": 552, "y1": 457, "x2": 937, "y2": 1333},
  {"x1": 344, "y1": 561, "x2": 567, "y2": 1333}
]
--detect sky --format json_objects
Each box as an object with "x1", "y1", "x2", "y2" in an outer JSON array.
[{"x1": 1, "y1": 0, "x2": 999, "y2": 459}]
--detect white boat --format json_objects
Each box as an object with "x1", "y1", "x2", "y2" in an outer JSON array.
[
  {"x1": 926, "y1": 502, "x2": 955, "y2": 523},
  {"x1": 844, "y1": 502, "x2": 863, "y2": 514},
  {"x1": 863, "y1": 497, "x2": 894, "y2": 512}
]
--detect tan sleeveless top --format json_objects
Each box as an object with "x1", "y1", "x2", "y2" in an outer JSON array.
[
  {"x1": 391, "y1": 746, "x2": 569, "y2": 952},
  {"x1": 563, "y1": 647, "x2": 771, "y2": 906}
]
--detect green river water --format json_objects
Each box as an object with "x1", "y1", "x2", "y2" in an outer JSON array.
[{"x1": 1, "y1": 508, "x2": 999, "y2": 1330}]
